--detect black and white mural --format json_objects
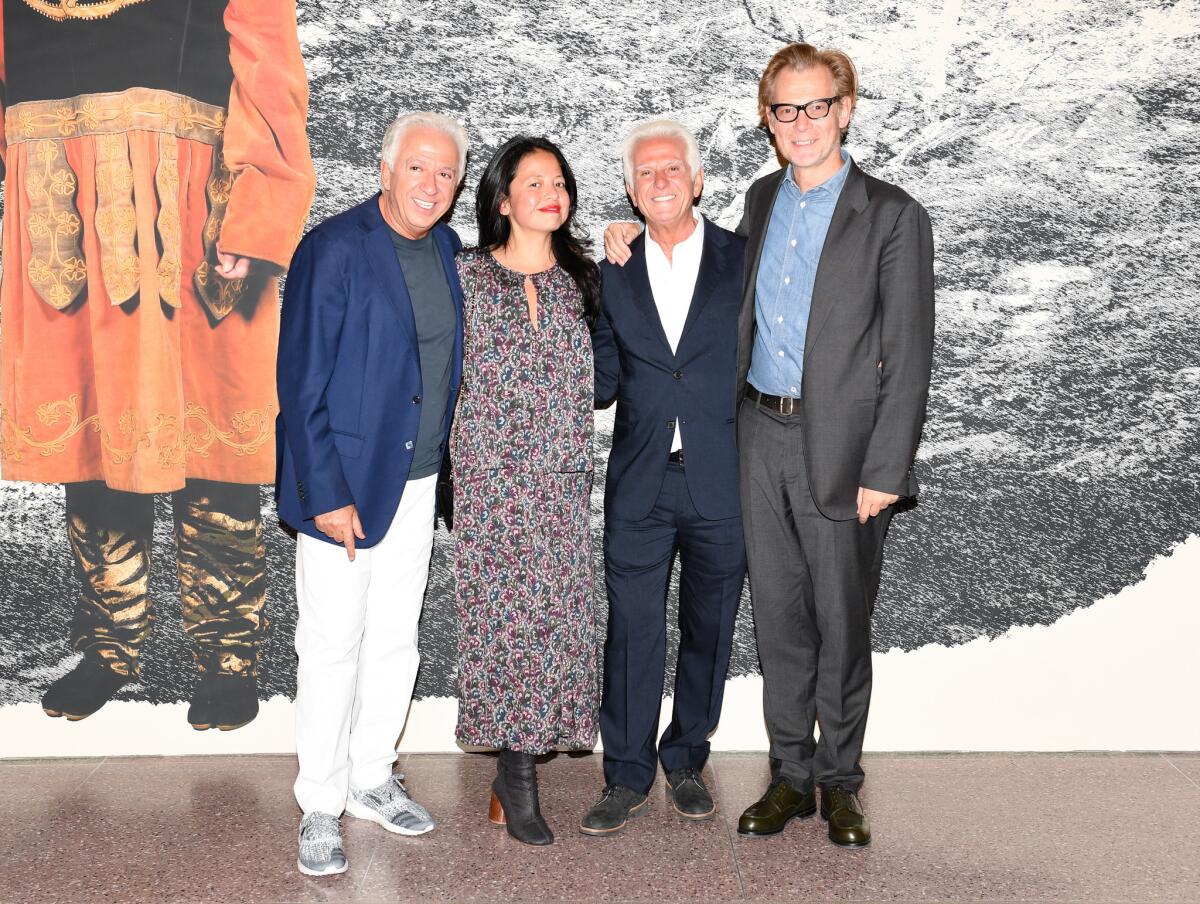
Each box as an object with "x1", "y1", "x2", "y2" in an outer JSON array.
[{"x1": 2, "y1": 0, "x2": 1198, "y2": 722}]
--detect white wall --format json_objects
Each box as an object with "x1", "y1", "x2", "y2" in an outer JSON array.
[{"x1": 3, "y1": 534, "x2": 1195, "y2": 758}]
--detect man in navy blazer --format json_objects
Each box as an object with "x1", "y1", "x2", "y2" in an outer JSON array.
[
  {"x1": 276, "y1": 112, "x2": 467, "y2": 877},
  {"x1": 581, "y1": 121, "x2": 747, "y2": 836}
]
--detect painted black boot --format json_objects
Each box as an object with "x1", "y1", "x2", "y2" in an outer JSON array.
[
  {"x1": 42, "y1": 659, "x2": 131, "y2": 720},
  {"x1": 188, "y1": 672, "x2": 259, "y2": 731},
  {"x1": 489, "y1": 749, "x2": 554, "y2": 845}
]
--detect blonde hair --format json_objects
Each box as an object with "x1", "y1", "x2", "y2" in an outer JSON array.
[{"x1": 757, "y1": 43, "x2": 858, "y2": 142}]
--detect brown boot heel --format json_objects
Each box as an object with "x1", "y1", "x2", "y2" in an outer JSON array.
[{"x1": 488, "y1": 791, "x2": 506, "y2": 826}]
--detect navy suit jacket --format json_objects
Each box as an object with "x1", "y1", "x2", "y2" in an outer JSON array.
[
  {"x1": 593, "y1": 218, "x2": 745, "y2": 522},
  {"x1": 275, "y1": 195, "x2": 464, "y2": 547}
]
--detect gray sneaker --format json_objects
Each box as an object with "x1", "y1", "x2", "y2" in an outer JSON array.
[
  {"x1": 346, "y1": 773, "x2": 435, "y2": 835},
  {"x1": 297, "y1": 812, "x2": 348, "y2": 877}
]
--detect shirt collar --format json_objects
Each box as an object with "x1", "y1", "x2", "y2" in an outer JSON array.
[
  {"x1": 646, "y1": 210, "x2": 704, "y2": 257},
  {"x1": 783, "y1": 150, "x2": 852, "y2": 198}
]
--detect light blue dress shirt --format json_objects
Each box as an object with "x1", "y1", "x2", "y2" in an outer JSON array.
[{"x1": 747, "y1": 151, "x2": 851, "y2": 397}]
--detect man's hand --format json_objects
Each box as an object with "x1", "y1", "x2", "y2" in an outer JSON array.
[
  {"x1": 856, "y1": 487, "x2": 899, "y2": 524},
  {"x1": 216, "y1": 251, "x2": 252, "y2": 280},
  {"x1": 603, "y1": 221, "x2": 642, "y2": 265},
  {"x1": 314, "y1": 503, "x2": 366, "y2": 561}
]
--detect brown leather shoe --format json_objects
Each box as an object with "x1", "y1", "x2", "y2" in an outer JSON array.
[
  {"x1": 820, "y1": 785, "x2": 871, "y2": 848},
  {"x1": 736, "y1": 778, "x2": 816, "y2": 836}
]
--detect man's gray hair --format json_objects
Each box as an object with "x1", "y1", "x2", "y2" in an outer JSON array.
[
  {"x1": 380, "y1": 112, "x2": 468, "y2": 181},
  {"x1": 621, "y1": 119, "x2": 702, "y2": 187}
]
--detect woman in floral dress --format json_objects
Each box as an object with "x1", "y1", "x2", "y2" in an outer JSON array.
[{"x1": 452, "y1": 135, "x2": 600, "y2": 846}]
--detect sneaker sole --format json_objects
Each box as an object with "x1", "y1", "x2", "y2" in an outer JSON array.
[
  {"x1": 579, "y1": 796, "x2": 649, "y2": 837},
  {"x1": 296, "y1": 858, "x2": 348, "y2": 877},
  {"x1": 345, "y1": 798, "x2": 434, "y2": 835}
]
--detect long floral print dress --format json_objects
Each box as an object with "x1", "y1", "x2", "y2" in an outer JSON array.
[{"x1": 451, "y1": 249, "x2": 598, "y2": 753}]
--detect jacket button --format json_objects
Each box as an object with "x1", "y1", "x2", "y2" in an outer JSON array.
[
  {"x1": 673, "y1": 370, "x2": 682, "y2": 380},
  {"x1": 412, "y1": 395, "x2": 422, "y2": 404},
  {"x1": 666, "y1": 419, "x2": 675, "y2": 429}
]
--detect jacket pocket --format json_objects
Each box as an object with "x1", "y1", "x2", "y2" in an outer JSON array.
[{"x1": 331, "y1": 429, "x2": 364, "y2": 459}]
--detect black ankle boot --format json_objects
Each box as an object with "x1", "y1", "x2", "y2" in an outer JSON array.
[
  {"x1": 490, "y1": 749, "x2": 554, "y2": 845},
  {"x1": 42, "y1": 659, "x2": 132, "y2": 720}
]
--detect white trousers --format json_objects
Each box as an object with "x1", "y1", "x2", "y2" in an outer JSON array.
[{"x1": 293, "y1": 475, "x2": 437, "y2": 816}]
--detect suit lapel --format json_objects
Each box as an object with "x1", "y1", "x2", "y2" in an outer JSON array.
[
  {"x1": 627, "y1": 237, "x2": 674, "y2": 355},
  {"x1": 362, "y1": 198, "x2": 418, "y2": 347},
  {"x1": 803, "y1": 163, "x2": 871, "y2": 359},
  {"x1": 677, "y1": 219, "x2": 721, "y2": 351}
]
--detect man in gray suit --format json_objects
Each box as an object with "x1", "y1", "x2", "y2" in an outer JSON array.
[{"x1": 732, "y1": 42, "x2": 934, "y2": 847}]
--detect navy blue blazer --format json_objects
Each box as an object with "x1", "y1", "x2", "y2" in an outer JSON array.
[
  {"x1": 593, "y1": 218, "x2": 745, "y2": 522},
  {"x1": 275, "y1": 195, "x2": 464, "y2": 547}
]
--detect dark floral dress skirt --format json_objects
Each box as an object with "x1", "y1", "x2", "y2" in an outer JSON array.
[{"x1": 451, "y1": 250, "x2": 598, "y2": 753}]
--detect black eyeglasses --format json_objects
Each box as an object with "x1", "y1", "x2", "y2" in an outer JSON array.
[{"x1": 769, "y1": 96, "x2": 842, "y2": 123}]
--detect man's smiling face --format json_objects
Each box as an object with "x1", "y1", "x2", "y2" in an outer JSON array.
[
  {"x1": 768, "y1": 64, "x2": 852, "y2": 188},
  {"x1": 380, "y1": 125, "x2": 460, "y2": 239},
  {"x1": 627, "y1": 135, "x2": 703, "y2": 233}
]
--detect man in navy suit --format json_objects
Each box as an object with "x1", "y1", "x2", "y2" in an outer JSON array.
[
  {"x1": 276, "y1": 112, "x2": 467, "y2": 877},
  {"x1": 581, "y1": 121, "x2": 747, "y2": 836}
]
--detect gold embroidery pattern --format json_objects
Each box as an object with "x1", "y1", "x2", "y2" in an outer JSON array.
[
  {"x1": 94, "y1": 133, "x2": 139, "y2": 305},
  {"x1": 194, "y1": 144, "x2": 250, "y2": 322},
  {"x1": 6, "y1": 87, "x2": 224, "y2": 147},
  {"x1": 0, "y1": 396, "x2": 274, "y2": 467},
  {"x1": 24, "y1": 140, "x2": 87, "y2": 310},
  {"x1": 21, "y1": 0, "x2": 150, "y2": 21},
  {"x1": 155, "y1": 133, "x2": 183, "y2": 308},
  {"x1": 184, "y1": 404, "x2": 274, "y2": 458},
  {"x1": 7, "y1": 88, "x2": 232, "y2": 314}
]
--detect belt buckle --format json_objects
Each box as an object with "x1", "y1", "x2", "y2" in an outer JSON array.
[{"x1": 780, "y1": 396, "x2": 794, "y2": 416}]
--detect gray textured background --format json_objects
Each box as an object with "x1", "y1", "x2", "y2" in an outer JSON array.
[{"x1": 2, "y1": 0, "x2": 1198, "y2": 706}]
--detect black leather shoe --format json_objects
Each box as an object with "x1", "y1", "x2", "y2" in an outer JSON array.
[
  {"x1": 736, "y1": 778, "x2": 816, "y2": 836},
  {"x1": 579, "y1": 785, "x2": 648, "y2": 836},
  {"x1": 42, "y1": 660, "x2": 131, "y2": 720},
  {"x1": 491, "y1": 750, "x2": 553, "y2": 845},
  {"x1": 665, "y1": 767, "x2": 715, "y2": 820},
  {"x1": 189, "y1": 672, "x2": 259, "y2": 731},
  {"x1": 821, "y1": 785, "x2": 871, "y2": 848}
]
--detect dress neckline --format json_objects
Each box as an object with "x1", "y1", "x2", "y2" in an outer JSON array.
[{"x1": 487, "y1": 251, "x2": 558, "y2": 279}]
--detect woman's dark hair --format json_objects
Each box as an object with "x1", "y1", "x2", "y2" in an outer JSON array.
[{"x1": 475, "y1": 135, "x2": 600, "y2": 324}]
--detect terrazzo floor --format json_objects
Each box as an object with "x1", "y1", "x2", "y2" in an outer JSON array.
[{"x1": 1, "y1": 752, "x2": 1197, "y2": 903}]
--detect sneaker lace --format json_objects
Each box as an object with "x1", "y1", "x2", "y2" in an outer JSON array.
[{"x1": 364, "y1": 774, "x2": 427, "y2": 819}]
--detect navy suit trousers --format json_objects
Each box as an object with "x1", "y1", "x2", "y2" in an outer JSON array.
[{"x1": 601, "y1": 462, "x2": 746, "y2": 794}]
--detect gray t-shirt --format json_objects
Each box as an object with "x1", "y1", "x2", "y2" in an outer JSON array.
[{"x1": 390, "y1": 228, "x2": 456, "y2": 480}]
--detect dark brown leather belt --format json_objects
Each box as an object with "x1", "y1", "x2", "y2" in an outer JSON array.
[
  {"x1": 747, "y1": 386, "x2": 800, "y2": 416},
  {"x1": 668, "y1": 449, "x2": 684, "y2": 465}
]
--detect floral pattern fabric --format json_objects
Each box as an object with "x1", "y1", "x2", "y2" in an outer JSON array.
[{"x1": 451, "y1": 250, "x2": 598, "y2": 753}]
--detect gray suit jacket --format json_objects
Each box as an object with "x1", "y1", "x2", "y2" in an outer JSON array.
[{"x1": 736, "y1": 160, "x2": 935, "y2": 521}]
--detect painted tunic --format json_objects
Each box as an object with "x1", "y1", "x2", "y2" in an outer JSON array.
[{"x1": 0, "y1": 0, "x2": 315, "y2": 491}]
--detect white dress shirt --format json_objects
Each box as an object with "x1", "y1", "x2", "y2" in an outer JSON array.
[{"x1": 645, "y1": 212, "x2": 704, "y2": 453}]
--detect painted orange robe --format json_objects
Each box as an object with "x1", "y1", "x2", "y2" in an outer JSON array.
[{"x1": 0, "y1": 0, "x2": 315, "y2": 492}]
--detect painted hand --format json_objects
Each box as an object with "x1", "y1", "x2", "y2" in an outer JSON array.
[
  {"x1": 856, "y1": 486, "x2": 899, "y2": 524},
  {"x1": 314, "y1": 503, "x2": 366, "y2": 561},
  {"x1": 215, "y1": 251, "x2": 252, "y2": 280}
]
